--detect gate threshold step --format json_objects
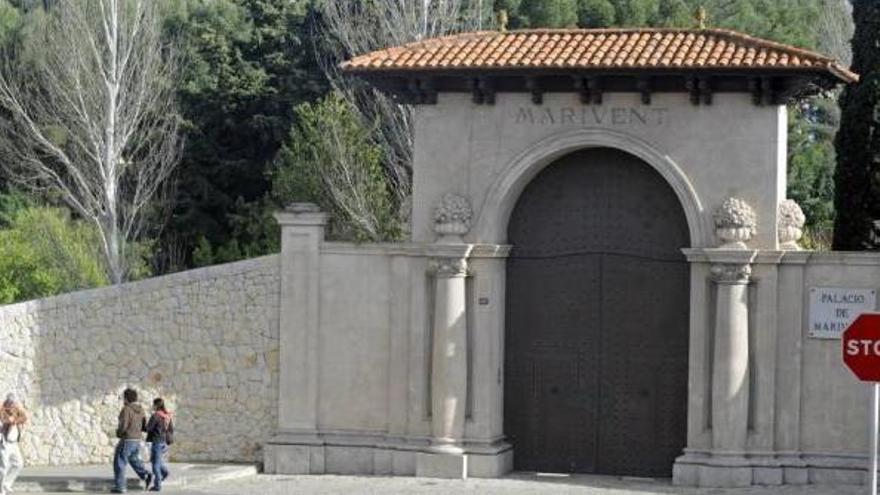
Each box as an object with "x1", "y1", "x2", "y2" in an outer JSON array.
[
  {"x1": 620, "y1": 476, "x2": 657, "y2": 483},
  {"x1": 533, "y1": 472, "x2": 658, "y2": 483}
]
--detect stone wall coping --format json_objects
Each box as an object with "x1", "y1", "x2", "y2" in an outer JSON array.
[
  {"x1": 0, "y1": 254, "x2": 279, "y2": 314},
  {"x1": 804, "y1": 251, "x2": 880, "y2": 266},
  {"x1": 683, "y1": 249, "x2": 880, "y2": 266},
  {"x1": 322, "y1": 242, "x2": 512, "y2": 258},
  {"x1": 274, "y1": 210, "x2": 330, "y2": 227},
  {"x1": 8, "y1": 246, "x2": 877, "y2": 318},
  {"x1": 682, "y1": 248, "x2": 760, "y2": 264},
  {"x1": 0, "y1": 240, "x2": 516, "y2": 316}
]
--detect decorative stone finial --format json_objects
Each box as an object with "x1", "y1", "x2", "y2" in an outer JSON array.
[
  {"x1": 778, "y1": 199, "x2": 806, "y2": 250},
  {"x1": 714, "y1": 197, "x2": 757, "y2": 249},
  {"x1": 497, "y1": 9, "x2": 509, "y2": 32},
  {"x1": 434, "y1": 193, "x2": 472, "y2": 241},
  {"x1": 694, "y1": 6, "x2": 708, "y2": 29}
]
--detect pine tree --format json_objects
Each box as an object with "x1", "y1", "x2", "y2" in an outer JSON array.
[
  {"x1": 613, "y1": 0, "x2": 655, "y2": 26},
  {"x1": 577, "y1": 0, "x2": 615, "y2": 27},
  {"x1": 519, "y1": 0, "x2": 579, "y2": 27},
  {"x1": 654, "y1": 0, "x2": 691, "y2": 27},
  {"x1": 833, "y1": 0, "x2": 880, "y2": 249},
  {"x1": 158, "y1": 0, "x2": 326, "y2": 269}
]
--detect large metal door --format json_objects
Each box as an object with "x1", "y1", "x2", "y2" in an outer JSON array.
[{"x1": 504, "y1": 148, "x2": 690, "y2": 477}]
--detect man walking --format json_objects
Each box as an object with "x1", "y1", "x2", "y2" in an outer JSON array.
[
  {"x1": 0, "y1": 393, "x2": 27, "y2": 495},
  {"x1": 112, "y1": 388, "x2": 152, "y2": 494}
]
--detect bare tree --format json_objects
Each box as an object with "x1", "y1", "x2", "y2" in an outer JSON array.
[
  {"x1": 316, "y1": 1, "x2": 485, "y2": 234},
  {"x1": 0, "y1": 0, "x2": 181, "y2": 284}
]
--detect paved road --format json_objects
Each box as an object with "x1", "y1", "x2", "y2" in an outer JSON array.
[{"x1": 32, "y1": 473, "x2": 867, "y2": 494}]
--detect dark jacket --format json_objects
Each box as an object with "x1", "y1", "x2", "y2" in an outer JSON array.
[
  {"x1": 146, "y1": 411, "x2": 173, "y2": 444},
  {"x1": 116, "y1": 402, "x2": 146, "y2": 440}
]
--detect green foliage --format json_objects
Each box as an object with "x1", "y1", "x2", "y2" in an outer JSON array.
[
  {"x1": 788, "y1": 100, "x2": 838, "y2": 249},
  {"x1": 653, "y1": 0, "x2": 691, "y2": 27},
  {"x1": 124, "y1": 240, "x2": 154, "y2": 282},
  {"x1": 0, "y1": 204, "x2": 108, "y2": 304},
  {"x1": 7, "y1": 0, "x2": 55, "y2": 11},
  {"x1": 0, "y1": 0, "x2": 21, "y2": 42},
  {"x1": 0, "y1": 0, "x2": 45, "y2": 51},
  {"x1": 833, "y1": 0, "x2": 880, "y2": 249},
  {"x1": 613, "y1": 0, "x2": 653, "y2": 26},
  {"x1": 191, "y1": 236, "x2": 215, "y2": 268},
  {"x1": 703, "y1": 0, "x2": 821, "y2": 48},
  {"x1": 190, "y1": 197, "x2": 280, "y2": 267},
  {"x1": 0, "y1": 189, "x2": 31, "y2": 227},
  {"x1": 159, "y1": 0, "x2": 326, "y2": 269},
  {"x1": 518, "y1": 0, "x2": 579, "y2": 28},
  {"x1": 272, "y1": 93, "x2": 402, "y2": 242},
  {"x1": 577, "y1": 0, "x2": 615, "y2": 27},
  {"x1": 502, "y1": 0, "x2": 825, "y2": 45}
]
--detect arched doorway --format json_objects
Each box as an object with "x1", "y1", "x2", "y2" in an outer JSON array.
[{"x1": 503, "y1": 147, "x2": 690, "y2": 477}]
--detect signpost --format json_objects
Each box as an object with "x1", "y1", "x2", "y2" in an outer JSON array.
[{"x1": 843, "y1": 313, "x2": 880, "y2": 495}]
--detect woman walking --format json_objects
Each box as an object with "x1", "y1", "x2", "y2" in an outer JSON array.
[
  {"x1": 145, "y1": 398, "x2": 173, "y2": 492},
  {"x1": 0, "y1": 393, "x2": 27, "y2": 495}
]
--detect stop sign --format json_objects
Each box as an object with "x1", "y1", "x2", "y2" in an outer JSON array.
[{"x1": 843, "y1": 313, "x2": 880, "y2": 382}]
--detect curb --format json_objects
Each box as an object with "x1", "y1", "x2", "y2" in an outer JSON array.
[{"x1": 14, "y1": 463, "x2": 258, "y2": 493}]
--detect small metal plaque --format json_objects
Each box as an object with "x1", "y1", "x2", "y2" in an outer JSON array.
[
  {"x1": 478, "y1": 297, "x2": 490, "y2": 306},
  {"x1": 809, "y1": 287, "x2": 877, "y2": 339}
]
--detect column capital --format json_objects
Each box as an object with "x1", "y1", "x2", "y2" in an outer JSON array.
[
  {"x1": 430, "y1": 257, "x2": 469, "y2": 278},
  {"x1": 699, "y1": 249, "x2": 757, "y2": 285},
  {"x1": 710, "y1": 263, "x2": 752, "y2": 285}
]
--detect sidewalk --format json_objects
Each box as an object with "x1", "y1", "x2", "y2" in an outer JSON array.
[
  {"x1": 10, "y1": 469, "x2": 867, "y2": 494},
  {"x1": 171, "y1": 473, "x2": 867, "y2": 495},
  {"x1": 14, "y1": 463, "x2": 256, "y2": 492}
]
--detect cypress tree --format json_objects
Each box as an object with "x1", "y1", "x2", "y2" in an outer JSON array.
[{"x1": 833, "y1": 0, "x2": 880, "y2": 249}]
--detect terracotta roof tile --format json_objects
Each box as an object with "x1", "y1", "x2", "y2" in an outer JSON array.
[{"x1": 343, "y1": 28, "x2": 858, "y2": 83}]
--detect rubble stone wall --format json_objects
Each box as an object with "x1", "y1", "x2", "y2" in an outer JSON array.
[{"x1": 0, "y1": 255, "x2": 280, "y2": 465}]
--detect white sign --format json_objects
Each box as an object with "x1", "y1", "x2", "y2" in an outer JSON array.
[{"x1": 809, "y1": 287, "x2": 877, "y2": 339}]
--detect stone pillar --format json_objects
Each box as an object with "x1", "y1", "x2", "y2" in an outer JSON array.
[
  {"x1": 417, "y1": 192, "x2": 473, "y2": 478},
  {"x1": 429, "y1": 256, "x2": 469, "y2": 452},
  {"x1": 416, "y1": 251, "x2": 473, "y2": 478},
  {"x1": 708, "y1": 196, "x2": 757, "y2": 456},
  {"x1": 674, "y1": 198, "x2": 759, "y2": 488},
  {"x1": 710, "y1": 260, "x2": 752, "y2": 451},
  {"x1": 464, "y1": 250, "x2": 515, "y2": 478},
  {"x1": 264, "y1": 203, "x2": 328, "y2": 474}
]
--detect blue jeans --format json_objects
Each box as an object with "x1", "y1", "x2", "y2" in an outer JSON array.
[
  {"x1": 150, "y1": 442, "x2": 169, "y2": 490},
  {"x1": 113, "y1": 440, "x2": 148, "y2": 491}
]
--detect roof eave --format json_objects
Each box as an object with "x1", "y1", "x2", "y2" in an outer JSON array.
[{"x1": 343, "y1": 65, "x2": 857, "y2": 85}]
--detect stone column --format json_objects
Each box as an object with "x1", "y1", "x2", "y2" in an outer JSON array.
[
  {"x1": 710, "y1": 260, "x2": 752, "y2": 451},
  {"x1": 264, "y1": 203, "x2": 328, "y2": 474},
  {"x1": 429, "y1": 256, "x2": 469, "y2": 453},
  {"x1": 417, "y1": 192, "x2": 473, "y2": 478},
  {"x1": 707, "y1": 197, "x2": 758, "y2": 455},
  {"x1": 674, "y1": 198, "x2": 759, "y2": 488}
]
